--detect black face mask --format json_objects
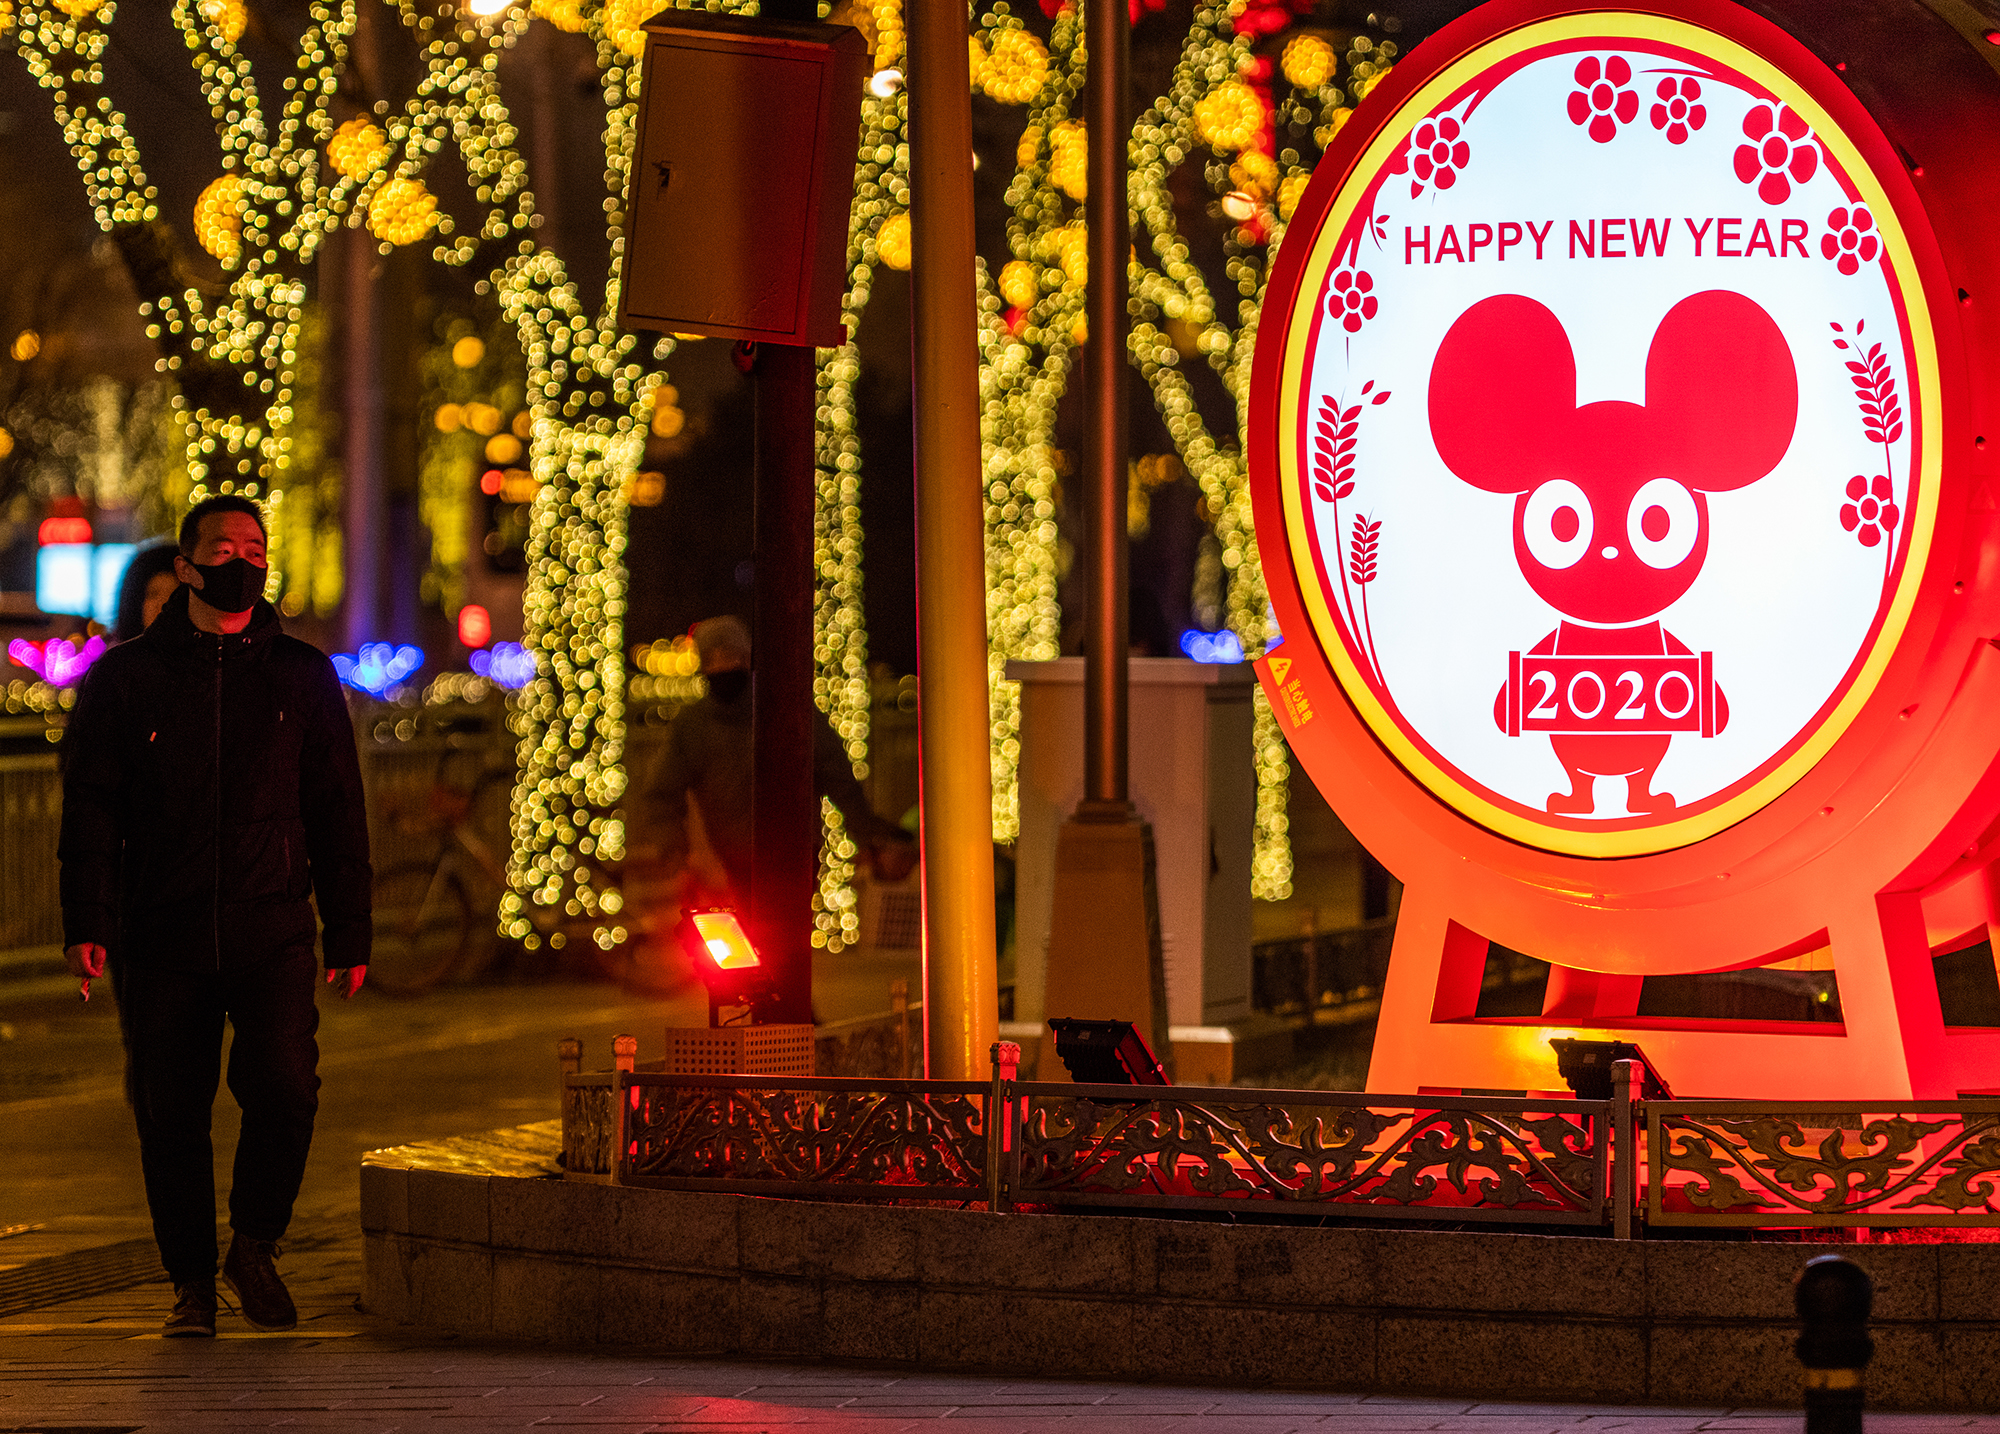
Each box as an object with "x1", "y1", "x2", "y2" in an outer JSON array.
[
  {"x1": 707, "y1": 669, "x2": 750, "y2": 704},
  {"x1": 187, "y1": 557, "x2": 266, "y2": 615}
]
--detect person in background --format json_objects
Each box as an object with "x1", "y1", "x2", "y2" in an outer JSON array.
[
  {"x1": 58, "y1": 495, "x2": 372, "y2": 1339},
  {"x1": 637, "y1": 615, "x2": 917, "y2": 907},
  {"x1": 111, "y1": 540, "x2": 183, "y2": 643}
]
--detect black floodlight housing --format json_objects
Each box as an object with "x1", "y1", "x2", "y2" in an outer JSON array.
[
  {"x1": 1549, "y1": 1037, "x2": 1673, "y2": 1100},
  {"x1": 1046, "y1": 1018, "x2": 1171, "y2": 1085}
]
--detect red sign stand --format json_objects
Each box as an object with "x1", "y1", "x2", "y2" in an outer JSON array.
[{"x1": 1250, "y1": 0, "x2": 2000, "y2": 1098}]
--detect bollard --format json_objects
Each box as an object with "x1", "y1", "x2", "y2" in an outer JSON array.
[{"x1": 1796, "y1": 1254, "x2": 1873, "y2": 1434}]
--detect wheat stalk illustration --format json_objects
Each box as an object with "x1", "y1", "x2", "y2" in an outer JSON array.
[
  {"x1": 1832, "y1": 319, "x2": 1904, "y2": 584},
  {"x1": 1348, "y1": 514, "x2": 1383, "y2": 681},
  {"x1": 1310, "y1": 380, "x2": 1393, "y2": 664}
]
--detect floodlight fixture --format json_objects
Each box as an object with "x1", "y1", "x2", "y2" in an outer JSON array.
[
  {"x1": 1548, "y1": 1037, "x2": 1673, "y2": 1100},
  {"x1": 1046, "y1": 1018, "x2": 1170, "y2": 1086},
  {"x1": 676, "y1": 905, "x2": 771, "y2": 1025}
]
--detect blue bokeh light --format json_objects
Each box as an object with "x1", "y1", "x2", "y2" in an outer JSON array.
[
  {"x1": 1178, "y1": 628, "x2": 1244, "y2": 664},
  {"x1": 332, "y1": 643, "x2": 425, "y2": 696},
  {"x1": 469, "y1": 641, "x2": 536, "y2": 690}
]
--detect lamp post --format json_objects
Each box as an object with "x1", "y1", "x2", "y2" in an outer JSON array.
[
  {"x1": 1038, "y1": 0, "x2": 1171, "y2": 1070},
  {"x1": 907, "y1": 0, "x2": 999, "y2": 1079}
]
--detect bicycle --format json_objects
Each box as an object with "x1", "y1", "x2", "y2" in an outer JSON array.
[{"x1": 364, "y1": 704, "x2": 518, "y2": 996}]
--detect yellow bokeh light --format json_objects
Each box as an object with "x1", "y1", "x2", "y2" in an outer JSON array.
[
  {"x1": 0, "y1": 428, "x2": 13, "y2": 461},
  {"x1": 368, "y1": 176, "x2": 439, "y2": 246},
  {"x1": 980, "y1": 26, "x2": 1047, "y2": 105},
  {"x1": 434, "y1": 403, "x2": 464, "y2": 434},
  {"x1": 1281, "y1": 34, "x2": 1336, "y2": 89},
  {"x1": 650, "y1": 405, "x2": 684, "y2": 438},
  {"x1": 997, "y1": 260, "x2": 1038, "y2": 310},
  {"x1": 327, "y1": 117, "x2": 390, "y2": 182},
  {"x1": 531, "y1": 0, "x2": 586, "y2": 30},
  {"x1": 1194, "y1": 79, "x2": 1263, "y2": 153},
  {"x1": 484, "y1": 433, "x2": 524, "y2": 465},
  {"x1": 877, "y1": 212, "x2": 912, "y2": 270},
  {"x1": 197, "y1": 0, "x2": 246, "y2": 43},
  {"x1": 1048, "y1": 120, "x2": 1086, "y2": 201},
  {"x1": 193, "y1": 175, "x2": 245, "y2": 264},
  {"x1": 602, "y1": 0, "x2": 670, "y2": 57},
  {"x1": 462, "y1": 402, "x2": 503, "y2": 436},
  {"x1": 452, "y1": 335, "x2": 486, "y2": 368},
  {"x1": 8, "y1": 330, "x2": 39, "y2": 363},
  {"x1": 1278, "y1": 173, "x2": 1310, "y2": 221}
]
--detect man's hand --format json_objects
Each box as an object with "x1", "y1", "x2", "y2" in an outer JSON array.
[
  {"x1": 65, "y1": 943, "x2": 108, "y2": 1003},
  {"x1": 325, "y1": 965, "x2": 366, "y2": 999}
]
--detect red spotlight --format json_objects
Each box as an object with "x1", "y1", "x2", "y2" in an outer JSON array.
[
  {"x1": 676, "y1": 906, "x2": 770, "y2": 1024},
  {"x1": 457, "y1": 603, "x2": 492, "y2": 648}
]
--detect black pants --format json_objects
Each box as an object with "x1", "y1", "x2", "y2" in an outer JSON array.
[{"x1": 110, "y1": 946, "x2": 321, "y2": 1286}]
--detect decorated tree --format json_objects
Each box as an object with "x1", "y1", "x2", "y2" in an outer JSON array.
[{"x1": 10, "y1": 0, "x2": 1398, "y2": 953}]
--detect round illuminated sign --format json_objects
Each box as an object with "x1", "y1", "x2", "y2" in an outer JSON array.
[{"x1": 1267, "y1": 7, "x2": 1937, "y2": 857}]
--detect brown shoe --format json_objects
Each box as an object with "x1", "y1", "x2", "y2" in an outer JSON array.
[
  {"x1": 163, "y1": 1281, "x2": 217, "y2": 1337},
  {"x1": 222, "y1": 1234, "x2": 297, "y2": 1331}
]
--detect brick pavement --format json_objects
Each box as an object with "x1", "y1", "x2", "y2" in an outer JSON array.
[{"x1": 6, "y1": 1239, "x2": 2000, "y2": 1434}]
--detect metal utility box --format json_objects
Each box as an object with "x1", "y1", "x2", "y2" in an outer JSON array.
[
  {"x1": 619, "y1": 12, "x2": 866, "y2": 348},
  {"x1": 1010, "y1": 658, "x2": 1257, "y2": 1078}
]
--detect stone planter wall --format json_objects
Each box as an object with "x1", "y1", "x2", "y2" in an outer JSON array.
[{"x1": 361, "y1": 1132, "x2": 2000, "y2": 1410}]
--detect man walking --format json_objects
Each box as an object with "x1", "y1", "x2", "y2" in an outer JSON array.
[{"x1": 59, "y1": 495, "x2": 372, "y2": 1337}]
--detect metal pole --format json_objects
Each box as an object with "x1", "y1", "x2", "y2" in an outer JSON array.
[
  {"x1": 908, "y1": 0, "x2": 998, "y2": 1080},
  {"x1": 752, "y1": 341, "x2": 819, "y2": 1026},
  {"x1": 341, "y1": 0, "x2": 383, "y2": 651},
  {"x1": 1037, "y1": 0, "x2": 1165, "y2": 1067},
  {"x1": 1083, "y1": 0, "x2": 1130, "y2": 813}
]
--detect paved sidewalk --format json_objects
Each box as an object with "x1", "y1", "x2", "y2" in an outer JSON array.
[{"x1": 6, "y1": 1241, "x2": 2000, "y2": 1434}]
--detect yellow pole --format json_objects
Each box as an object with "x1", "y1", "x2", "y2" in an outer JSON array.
[{"x1": 907, "y1": 0, "x2": 998, "y2": 1079}]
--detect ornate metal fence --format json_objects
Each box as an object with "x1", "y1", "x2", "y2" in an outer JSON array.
[
  {"x1": 1646, "y1": 1099, "x2": 2000, "y2": 1228},
  {"x1": 564, "y1": 1072, "x2": 991, "y2": 1201},
  {"x1": 561, "y1": 1062, "x2": 1612, "y2": 1225},
  {"x1": 560, "y1": 1047, "x2": 2000, "y2": 1234},
  {"x1": 999, "y1": 1084, "x2": 1608, "y2": 1223}
]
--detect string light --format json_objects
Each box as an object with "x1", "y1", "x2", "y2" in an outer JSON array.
[{"x1": 16, "y1": 0, "x2": 1391, "y2": 937}]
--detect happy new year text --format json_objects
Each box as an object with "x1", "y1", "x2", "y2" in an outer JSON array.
[{"x1": 1402, "y1": 218, "x2": 1813, "y2": 264}]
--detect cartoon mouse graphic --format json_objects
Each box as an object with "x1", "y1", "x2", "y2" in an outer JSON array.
[{"x1": 1428, "y1": 289, "x2": 1798, "y2": 816}]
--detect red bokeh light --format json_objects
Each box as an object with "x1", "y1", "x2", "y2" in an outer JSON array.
[
  {"x1": 457, "y1": 603, "x2": 492, "y2": 648},
  {"x1": 480, "y1": 468, "x2": 504, "y2": 496},
  {"x1": 37, "y1": 516, "x2": 93, "y2": 545}
]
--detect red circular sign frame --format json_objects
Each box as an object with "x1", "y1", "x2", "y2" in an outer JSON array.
[{"x1": 1249, "y1": 0, "x2": 2000, "y2": 1096}]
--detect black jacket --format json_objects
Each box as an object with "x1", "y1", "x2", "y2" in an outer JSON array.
[{"x1": 58, "y1": 587, "x2": 372, "y2": 971}]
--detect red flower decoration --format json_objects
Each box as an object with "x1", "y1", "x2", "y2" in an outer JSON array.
[
  {"x1": 1733, "y1": 103, "x2": 1819, "y2": 205},
  {"x1": 1821, "y1": 205, "x2": 1880, "y2": 276},
  {"x1": 1841, "y1": 474, "x2": 1899, "y2": 548},
  {"x1": 1649, "y1": 77, "x2": 1706, "y2": 145},
  {"x1": 1566, "y1": 56, "x2": 1638, "y2": 143},
  {"x1": 1328, "y1": 268, "x2": 1378, "y2": 334},
  {"x1": 1407, "y1": 116, "x2": 1470, "y2": 195}
]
